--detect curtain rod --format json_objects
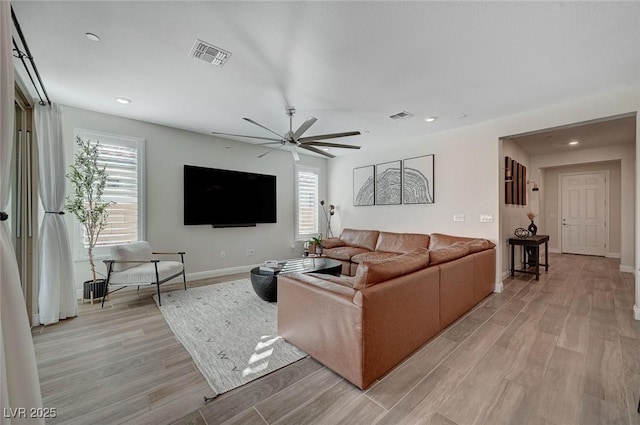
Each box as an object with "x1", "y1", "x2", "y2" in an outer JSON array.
[{"x1": 11, "y1": 5, "x2": 50, "y2": 106}]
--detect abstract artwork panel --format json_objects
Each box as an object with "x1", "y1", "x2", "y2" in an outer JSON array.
[
  {"x1": 375, "y1": 160, "x2": 402, "y2": 205},
  {"x1": 402, "y1": 155, "x2": 434, "y2": 204},
  {"x1": 505, "y1": 156, "x2": 527, "y2": 205},
  {"x1": 353, "y1": 165, "x2": 375, "y2": 206}
]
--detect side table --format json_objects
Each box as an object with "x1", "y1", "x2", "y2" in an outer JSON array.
[{"x1": 508, "y1": 235, "x2": 550, "y2": 280}]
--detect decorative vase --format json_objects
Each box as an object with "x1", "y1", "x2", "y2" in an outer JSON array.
[{"x1": 528, "y1": 220, "x2": 538, "y2": 236}]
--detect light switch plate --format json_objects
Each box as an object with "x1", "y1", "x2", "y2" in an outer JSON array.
[
  {"x1": 480, "y1": 214, "x2": 493, "y2": 223},
  {"x1": 453, "y1": 214, "x2": 465, "y2": 222}
]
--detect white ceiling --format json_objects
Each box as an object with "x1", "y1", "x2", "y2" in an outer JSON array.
[
  {"x1": 506, "y1": 114, "x2": 637, "y2": 157},
  {"x1": 11, "y1": 1, "x2": 640, "y2": 157}
]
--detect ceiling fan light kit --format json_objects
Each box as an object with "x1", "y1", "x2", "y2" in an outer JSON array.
[{"x1": 211, "y1": 106, "x2": 362, "y2": 160}]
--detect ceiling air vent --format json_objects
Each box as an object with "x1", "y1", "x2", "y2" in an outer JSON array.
[
  {"x1": 389, "y1": 111, "x2": 414, "y2": 120},
  {"x1": 190, "y1": 39, "x2": 231, "y2": 67}
]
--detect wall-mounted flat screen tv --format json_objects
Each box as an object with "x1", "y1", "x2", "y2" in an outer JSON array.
[{"x1": 184, "y1": 165, "x2": 276, "y2": 227}]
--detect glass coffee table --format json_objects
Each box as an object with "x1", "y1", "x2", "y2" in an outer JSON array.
[{"x1": 250, "y1": 257, "x2": 342, "y2": 302}]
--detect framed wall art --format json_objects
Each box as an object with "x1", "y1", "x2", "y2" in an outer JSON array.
[
  {"x1": 375, "y1": 160, "x2": 401, "y2": 205},
  {"x1": 353, "y1": 165, "x2": 375, "y2": 206},
  {"x1": 402, "y1": 154, "x2": 434, "y2": 204}
]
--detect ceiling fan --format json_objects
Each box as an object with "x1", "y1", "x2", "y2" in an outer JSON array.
[{"x1": 212, "y1": 106, "x2": 361, "y2": 160}]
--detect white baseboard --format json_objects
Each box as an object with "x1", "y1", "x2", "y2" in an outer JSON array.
[
  {"x1": 549, "y1": 248, "x2": 561, "y2": 254},
  {"x1": 494, "y1": 281, "x2": 504, "y2": 293},
  {"x1": 501, "y1": 270, "x2": 510, "y2": 280},
  {"x1": 32, "y1": 314, "x2": 40, "y2": 326},
  {"x1": 620, "y1": 265, "x2": 635, "y2": 274},
  {"x1": 76, "y1": 264, "x2": 261, "y2": 299},
  {"x1": 607, "y1": 252, "x2": 621, "y2": 259},
  {"x1": 634, "y1": 305, "x2": 640, "y2": 321}
]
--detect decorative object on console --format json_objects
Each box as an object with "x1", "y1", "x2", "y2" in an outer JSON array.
[
  {"x1": 504, "y1": 156, "x2": 526, "y2": 205},
  {"x1": 375, "y1": 160, "x2": 401, "y2": 205},
  {"x1": 353, "y1": 165, "x2": 375, "y2": 206},
  {"x1": 402, "y1": 154, "x2": 434, "y2": 204},
  {"x1": 527, "y1": 211, "x2": 538, "y2": 235},
  {"x1": 65, "y1": 136, "x2": 114, "y2": 303},
  {"x1": 514, "y1": 227, "x2": 531, "y2": 238}
]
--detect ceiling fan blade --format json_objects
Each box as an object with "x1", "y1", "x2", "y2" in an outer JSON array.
[
  {"x1": 293, "y1": 116, "x2": 317, "y2": 140},
  {"x1": 301, "y1": 141, "x2": 361, "y2": 150},
  {"x1": 298, "y1": 131, "x2": 361, "y2": 143},
  {"x1": 211, "y1": 131, "x2": 282, "y2": 142},
  {"x1": 299, "y1": 144, "x2": 336, "y2": 159},
  {"x1": 291, "y1": 146, "x2": 300, "y2": 162},
  {"x1": 242, "y1": 118, "x2": 285, "y2": 139},
  {"x1": 258, "y1": 144, "x2": 286, "y2": 158}
]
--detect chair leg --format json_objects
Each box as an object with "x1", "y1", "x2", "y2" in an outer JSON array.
[
  {"x1": 101, "y1": 286, "x2": 108, "y2": 307},
  {"x1": 183, "y1": 270, "x2": 187, "y2": 291},
  {"x1": 157, "y1": 282, "x2": 162, "y2": 306}
]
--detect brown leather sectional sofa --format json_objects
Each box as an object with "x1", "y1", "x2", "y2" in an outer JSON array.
[{"x1": 277, "y1": 229, "x2": 496, "y2": 390}]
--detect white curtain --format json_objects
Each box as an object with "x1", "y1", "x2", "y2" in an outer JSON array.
[
  {"x1": 1, "y1": 1, "x2": 45, "y2": 423},
  {"x1": 34, "y1": 104, "x2": 77, "y2": 325}
]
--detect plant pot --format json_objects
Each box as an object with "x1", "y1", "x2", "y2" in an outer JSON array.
[
  {"x1": 83, "y1": 279, "x2": 107, "y2": 301},
  {"x1": 309, "y1": 244, "x2": 317, "y2": 255}
]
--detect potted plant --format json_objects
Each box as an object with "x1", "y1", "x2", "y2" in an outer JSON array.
[
  {"x1": 308, "y1": 234, "x2": 323, "y2": 256},
  {"x1": 66, "y1": 136, "x2": 114, "y2": 303}
]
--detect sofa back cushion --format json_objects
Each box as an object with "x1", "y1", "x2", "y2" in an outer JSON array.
[
  {"x1": 375, "y1": 231, "x2": 430, "y2": 254},
  {"x1": 353, "y1": 247, "x2": 430, "y2": 290},
  {"x1": 429, "y1": 242, "x2": 470, "y2": 265},
  {"x1": 111, "y1": 241, "x2": 152, "y2": 272},
  {"x1": 340, "y1": 228, "x2": 380, "y2": 251},
  {"x1": 429, "y1": 233, "x2": 495, "y2": 250},
  {"x1": 321, "y1": 238, "x2": 346, "y2": 249}
]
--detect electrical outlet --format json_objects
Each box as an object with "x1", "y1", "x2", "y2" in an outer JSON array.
[
  {"x1": 220, "y1": 251, "x2": 226, "y2": 259},
  {"x1": 480, "y1": 214, "x2": 493, "y2": 223},
  {"x1": 453, "y1": 214, "x2": 465, "y2": 222},
  {"x1": 249, "y1": 249, "x2": 255, "y2": 256}
]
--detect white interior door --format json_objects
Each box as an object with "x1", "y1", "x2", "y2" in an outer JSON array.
[{"x1": 561, "y1": 172, "x2": 606, "y2": 256}]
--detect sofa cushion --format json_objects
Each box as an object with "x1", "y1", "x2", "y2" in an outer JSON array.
[
  {"x1": 429, "y1": 233, "x2": 496, "y2": 250},
  {"x1": 351, "y1": 251, "x2": 398, "y2": 264},
  {"x1": 353, "y1": 248, "x2": 430, "y2": 290},
  {"x1": 323, "y1": 246, "x2": 370, "y2": 261},
  {"x1": 339, "y1": 228, "x2": 380, "y2": 251},
  {"x1": 375, "y1": 231, "x2": 430, "y2": 254},
  {"x1": 321, "y1": 238, "x2": 346, "y2": 249},
  {"x1": 429, "y1": 242, "x2": 470, "y2": 265},
  {"x1": 111, "y1": 241, "x2": 153, "y2": 272},
  {"x1": 466, "y1": 239, "x2": 491, "y2": 254}
]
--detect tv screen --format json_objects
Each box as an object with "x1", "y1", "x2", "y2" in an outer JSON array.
[{"x1": 184, "y1": 165, "x2": 277, "y2": 227}]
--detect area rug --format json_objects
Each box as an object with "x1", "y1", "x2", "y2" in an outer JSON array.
[{"x1": 153, "y1": 278, "x2": 306, "y2": 395}]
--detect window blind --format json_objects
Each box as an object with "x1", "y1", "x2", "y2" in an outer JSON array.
[
  {"x1": 297, "y1": 169, "x2": 319, "y2": 236},
  {"x1": 84, "y1": 143, "x2": 139, "y2": 247}
]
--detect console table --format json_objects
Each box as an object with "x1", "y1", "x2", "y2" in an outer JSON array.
[{"x1": 508, "y1": 235, "x2": 549, "y2": 280}]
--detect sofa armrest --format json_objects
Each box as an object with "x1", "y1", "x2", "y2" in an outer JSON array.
[{"x1": 277, "y1": 273, "x2": 364, "y2": 387}]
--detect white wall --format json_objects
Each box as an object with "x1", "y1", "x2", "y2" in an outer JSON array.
[
  {"x1": 59, "y1": 106, "x2": 327, "y2": 292},
  {"x1": 541, "y1": 160, "x2": 623, "y2": 255},
  {"x1": 531, "y1": 144, "x2": 633, "y2": 268},
  {"x1": 328, "y1": 85, "x2": 639, "y2": 292}
]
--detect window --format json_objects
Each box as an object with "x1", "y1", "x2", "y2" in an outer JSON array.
[
  {"x1": 74, "y1": 129, "x2": 145, "y2": 259},
  {"x1": 295, "y1": 165, "x2": 319, "y2": 241}
]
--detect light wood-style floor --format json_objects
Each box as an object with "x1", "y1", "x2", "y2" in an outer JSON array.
[{"x1": 32, "y1": 254, "x2": 639, "y2": 425}]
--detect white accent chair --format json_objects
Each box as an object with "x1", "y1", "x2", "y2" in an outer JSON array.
[{"x1": 102, "y1": 241, "x2": 186, "y2": 307}]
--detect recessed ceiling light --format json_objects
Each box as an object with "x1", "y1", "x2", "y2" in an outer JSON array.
[
  {"x1": 424, "y1": 116, "x2": 438, "y2": 123},
  {"x1": 115, "y1": 97, "x2": 131, "y2": 104},
  {"x1": 321, "y1": 148, "x2": 330, "y2": 151},
  {"x1": 85, "y1": 32, "x2": 100, "y2": 42},
  {"x1": 568, "y1": 140, "x2": 579, "y2": 145}
]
